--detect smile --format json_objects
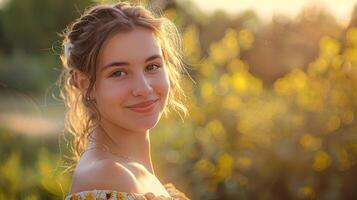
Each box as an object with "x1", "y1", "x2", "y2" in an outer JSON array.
[{"x1": 126, "y1": 99, "x2": 159, "y2": 113}]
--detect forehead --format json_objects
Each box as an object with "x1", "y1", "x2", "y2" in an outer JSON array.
[{"x1": 98, "y1": 27, "x2": 162, "y2": 67}]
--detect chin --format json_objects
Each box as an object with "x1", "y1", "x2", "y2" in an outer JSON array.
[
  {"x1": 139, "y1": 118, "x2": 161, "y2": 130},
  {"x1": 122, "y1": 103, "x2": 165, "y2": 131}
]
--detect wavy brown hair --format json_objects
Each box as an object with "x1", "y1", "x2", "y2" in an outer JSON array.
[{"x1": 57, "y1": 1, "x2": 188, "y2": 171}]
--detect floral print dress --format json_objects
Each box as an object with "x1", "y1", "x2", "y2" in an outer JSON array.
[
  {"x1": 65, "y1": 183, "x2": 189, "y2": 200},
  {"x1": 65, "y1": 190, "x2": 146, "y2": 200}
]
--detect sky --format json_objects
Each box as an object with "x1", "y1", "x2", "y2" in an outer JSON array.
[{"x1": 190, "y1": 0, "x2": 356, "y2": 26}]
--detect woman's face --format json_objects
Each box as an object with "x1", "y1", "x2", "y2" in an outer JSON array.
[{"x1": 94, "y1": 27, "x2": 170, "y2": 132}]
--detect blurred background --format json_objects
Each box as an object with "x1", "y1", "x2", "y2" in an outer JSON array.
[{"x1": 1, "y1": 0, "x2": 357, "y2": 199}]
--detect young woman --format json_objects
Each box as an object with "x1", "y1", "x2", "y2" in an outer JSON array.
[{"x1": 59, "y1": 2, "x2": 190, "y2": 200}]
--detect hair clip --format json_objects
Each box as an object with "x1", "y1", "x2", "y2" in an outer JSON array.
[{"x1": 64, "y1": 42, "x2": 74, "y2": 59}]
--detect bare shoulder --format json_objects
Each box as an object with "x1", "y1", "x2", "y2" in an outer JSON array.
[{"x1": 70, "y1": 159, "x2": 139, "y2": 193}]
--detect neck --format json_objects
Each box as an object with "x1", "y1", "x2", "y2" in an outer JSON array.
[{"x1": 89, "y1": 120, "x2": 154, "y2": 174}]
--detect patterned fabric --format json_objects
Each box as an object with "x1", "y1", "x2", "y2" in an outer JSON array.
[
  {"x1": 65, "y1": 190, "x2": 146, "y2": 200},
  {"x1": 64, "y1": 184, "x2": 189, "y2": 200}
]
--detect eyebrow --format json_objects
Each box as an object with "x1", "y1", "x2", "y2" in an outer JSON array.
[{"x1": 102, "y1": 54, "x2": 163, "y2": 69}]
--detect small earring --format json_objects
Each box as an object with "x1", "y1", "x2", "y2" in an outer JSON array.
[{"x1": 86, "y1": 96, "x2": 96, "y2": 104}]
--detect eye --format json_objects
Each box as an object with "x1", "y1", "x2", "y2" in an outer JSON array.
[
  {"x1": 145, "y1": 64, "x2": 161, "y2": 72},
  {"x1": 110, "y1": 70, "x2": 127, "y2": 77}
]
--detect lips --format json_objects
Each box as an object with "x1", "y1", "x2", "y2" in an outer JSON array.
[
  {"x1": 126, "y1": 99, "x2": 159, "y2": 113},
  {"x1": 127, "y1": 99, "x2": 158, "y2": 108}
]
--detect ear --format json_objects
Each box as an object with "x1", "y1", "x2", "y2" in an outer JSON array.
[{"x1": 72, "y1": 69, "x2": 90, "y2": 97}]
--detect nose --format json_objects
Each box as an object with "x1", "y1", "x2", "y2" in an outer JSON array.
[{"x1": 132, "y1": 73, "x2": 154, "y2": 97}]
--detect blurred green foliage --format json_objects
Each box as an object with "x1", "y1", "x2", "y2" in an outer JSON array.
[
  {"x1": 0, "y1": 0, "x2": 92, "y2": 94},
  {"x1": 0, "y1": 0, "x2": 91, "y2": 54},
  {"x1": 155, "y1": 26, "x2": 357, "y2": 200},
  {"x1": 1, "y1": 0, "x2": 357, "y2": 200},
  {"x1": 0, "y1": 128, "x2": 70, "y2": 200}
]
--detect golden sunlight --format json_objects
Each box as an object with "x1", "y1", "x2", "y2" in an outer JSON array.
[{"x1": 191, "y1": 0, "x2": 356, "y2": 25}]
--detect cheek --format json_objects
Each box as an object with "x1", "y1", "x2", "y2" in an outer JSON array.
[
  {"x1": 158, "y1": 71, "x2": 170, "y2": 98},
  {"x1": 94, "y1": 81, "x2": 130, "y2": 106}
]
